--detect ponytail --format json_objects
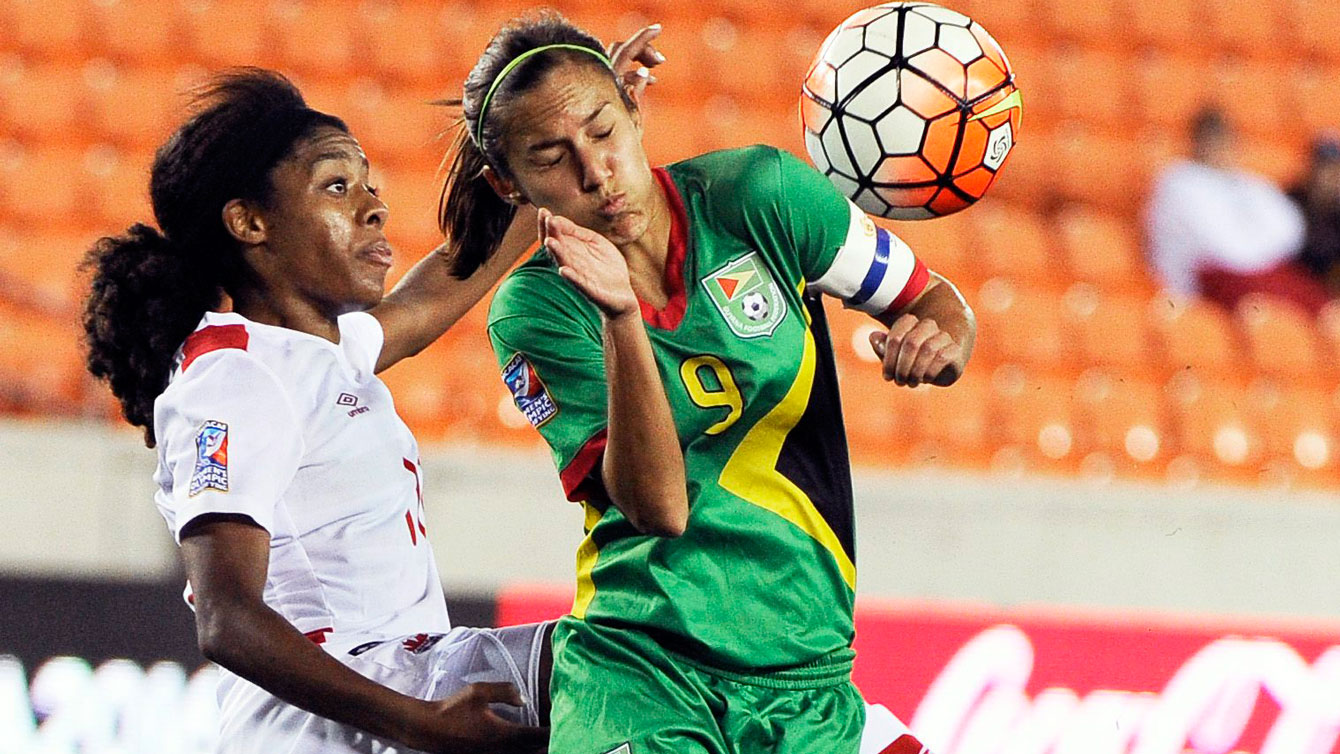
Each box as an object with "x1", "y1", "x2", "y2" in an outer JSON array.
[
  {"x1": 82, "y1": 224, "x2": 220, "y2": 447},
  {"x1": 439, "y1": 124, "x2": 517, "y2": 279}
]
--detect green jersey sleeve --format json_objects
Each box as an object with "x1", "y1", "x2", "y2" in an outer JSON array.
[
  {"x1": 687, "y1": 145, "x2": 929, "y2": 316},
  {"x1": 488, "y1": 266, "x2": 610, "y2": 502}
]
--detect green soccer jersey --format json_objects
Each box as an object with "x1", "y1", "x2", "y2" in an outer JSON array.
[{"x1": 488, "y1": 145, "x2": 927, "y2": 671}]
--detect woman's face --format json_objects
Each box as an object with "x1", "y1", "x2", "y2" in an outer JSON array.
[
  {"x1": 494, "y1": 61, "x2": 657, "y2": 247},
  {"x1": 256, "y1": 126, "x2": 392, "y2": 314}
]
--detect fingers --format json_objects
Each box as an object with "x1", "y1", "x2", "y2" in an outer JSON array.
[
  {"x1": 611, "y1": 24, "x2": 665, "y2": 72},
  {"x1": 468, "y1": 681, "x2": 526, "y2": 707},
  {"x1": 882, "y1": 316, "x2": 960, "y2": 387},
  {"x1": 868, "y1": 329, "x2": 888, "y2": 360}
]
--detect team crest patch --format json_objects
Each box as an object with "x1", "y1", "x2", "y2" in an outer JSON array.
[
  {"x1": 502, "y1": 353, "x2": 558, "y2": 427},
  {"x1": 702, "y1": 252, "x2": 787, "y2": 338},
  {"x1": 601, "y1": 745, "x2": 631, "y2": 754},
  {"x1": 189, "y1": 420, "x2": 229, "y2": 496}
]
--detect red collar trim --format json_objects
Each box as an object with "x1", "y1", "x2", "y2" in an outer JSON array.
[{"x1": 639, "y1": 167, "x2": 689, "y2": 330}]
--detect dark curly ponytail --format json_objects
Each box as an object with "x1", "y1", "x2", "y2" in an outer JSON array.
[
  {"x1": 82, "y1": 68, "x2": 346, "y2": 447},
  {"x1": 440, "y1": 11, "x2": 631, "y2": 278}
]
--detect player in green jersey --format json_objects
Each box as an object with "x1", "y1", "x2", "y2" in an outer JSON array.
[{"x1": 440, "y1": 13, "x2": 974, "y2": 754}]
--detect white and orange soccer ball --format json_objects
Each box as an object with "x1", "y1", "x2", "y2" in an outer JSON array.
[{"x1": 801, "y1": 2, "x2": 1021, "y2": 220}]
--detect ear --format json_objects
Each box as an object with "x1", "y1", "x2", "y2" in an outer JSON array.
[
  {"x1": 482, "y1": 165, "x2": 529, "y2": 206},
  {"x1": 222, "y1": 199, "x2": 267, "y2": 245}
]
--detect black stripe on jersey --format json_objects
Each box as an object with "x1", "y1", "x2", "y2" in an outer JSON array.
[{"x1": 774, "y1": 294, "x2": 856, "y2": 563}]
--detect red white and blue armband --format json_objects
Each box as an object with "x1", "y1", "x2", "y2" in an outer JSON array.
[{"x1": 810, "y1": 200, "x2": 929, "y2": 316}]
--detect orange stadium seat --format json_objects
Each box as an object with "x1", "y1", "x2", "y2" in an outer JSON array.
[
  {"x1": 642, "y1": 100, "x2": 708, "y2": 165},
  {"x1": 84, "y1": 146, "x2": 153, "y2": 228},
  {"x1": 86, "y1": 65, "x2": 184, "y2": 150},
  {"x1": 0, "y1": 229, "x2": 87, "y2": 315},
  {"x1": 0, "y1": 61, "x2": 87, "y2": 143},
  {"x1": 883, "y1": 213, "x2": 973, "y2": 285},
  {"x1": 1168, "y1": 376, "x2": 1263, "y2": 480},
  {"x1": 1205, "y1": 0, "x2": 1284, "y2": 55},
  {"x1": 1129, "y1": 0, "x2": 1203, "y2": 50},
  {"x1": 361, "y1": 3, "x2": 455, "y2": 86},
  {"x1": 967, "y1": 204, "x2": 1063, "y2": 287},
  {"x1": 959, "y1": 0, "x2": 1044, "y2": 46},
  {"x1": 180, "y1": 0, "x2": 278, "y2": 69},
  {"x1": 273, "y1": 1, "x2": 359, "y2": 77},
  {"x1": 990, "y1": 367, "x2": 1082, "y2": 470},
  {"x1": 1055, "y1": 205, "x2": 1148, "y2": 292},
  {"x1": 1041, "y1": 0, "x2": 1118, "y2": 48},
  {"x1": 896, "y1": 370, "x2": 993, "y2": 468},
  {"x1": 380, "y1": 168, "x2": 447, "y2": 258},
  {"x1": 970, "y1": 278, "x2": 1077, "y2": 370},
  {"x1": 1133, "y1": 53, "x2": 1212, "y2": 132},
  {"x1": 1292, "y1": 0, "x2": 1340, "y2": 60},
  {"x1": 1050, "y1": 47, "x2": 1128, "y2": 128},
  {"x1": 0, "y1": 304, "x2": 85, "y2": 413},
  {"x1": 1075, "y1": 371, "x2": 1169, "y2": 476},
  {"x1": 0, "y1": 145, "x2": 88, "y2": 227},
  {"x1": 1291, "y1": 65, "x2": 1340, "y2": 137},
  {"x1": 1245, "y1": 383, "x2": 1338, "y2": 480},
  {"x1": 839, "y1": 360, "x2": 915, "y2": 468},
  {"x1": 87, "y1": 0, "x2": 183, "y2": 64},
  {"x1": 2, "y1": 0, "x2": 88, "y2": 60},
  {"x1": 1234, "y1": 295, "x2": 1330, "y2": 382},
  {"x1": 1063, "y1": 285, "x2": 1158, "y2": 377},
  {"x1": 1051, "y1": 127, "x2": 1144, "y2": 212},
  {"x1": 1150, "y1": 295, "x2": 1245, "y2": 380},
  {"x1": 1212, "y1": 59, "x2": 1291, "y2": 142}
]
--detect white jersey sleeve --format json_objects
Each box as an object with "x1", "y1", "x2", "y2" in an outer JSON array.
[
  {"x1": 154, "y1": 351, "x2": 304, "y2": 542},
  {"x1": 810, "y1": 199, "x2": 929, "y2": 316},
  {"x1": 337, "y1": 311, "x2": 385, "y2": 374}
]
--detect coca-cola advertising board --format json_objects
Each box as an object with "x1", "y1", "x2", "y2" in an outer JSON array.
[{"x1": 498, "y1": 590, "x2": 1340, "y2": 754}]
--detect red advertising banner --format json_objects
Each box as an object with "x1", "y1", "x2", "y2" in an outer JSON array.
[{"x1": 498, "y1": 589, "x2": 1340, "y2": 754}]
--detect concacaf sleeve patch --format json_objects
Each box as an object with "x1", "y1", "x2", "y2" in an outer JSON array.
[
  {"x1": 501, "y1": 353, "x2": 558, "y2": 428},
  {"x1": 189, "y1": 420, "x2": 230, "y2": 496}
]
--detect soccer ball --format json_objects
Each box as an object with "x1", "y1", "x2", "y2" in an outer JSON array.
[
  {"x1": 800, "y1": 2, "x2": 1021, "y2": 220},
  {"x1": 742, "y1": 291, "x2": 769, "y2": 321}
]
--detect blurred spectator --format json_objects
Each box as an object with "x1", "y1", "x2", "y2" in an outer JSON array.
[
  {"x1": 1145, "y1": 108, "x2": 1330, "y2": 316},
  {"x1": 1287, "y1": 134, "x2": 1340, "y2": 295}
]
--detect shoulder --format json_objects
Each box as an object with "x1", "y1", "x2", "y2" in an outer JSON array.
[
  {"x1": 159, "y1": 315, "x2": 293, "y2": 419},
  {"x1": 489, "y1": 249, "x2": 597, "y2": 331},
  {"x1": 669, "y1": 144, "x2": 787, "y2": 197},
  {"x1": 336, "y1": 311, "x2": 384, "y2": 374}
]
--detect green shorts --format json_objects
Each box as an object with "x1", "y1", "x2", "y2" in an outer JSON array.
[{"x1": 548, "y1": 617, "x2": 865, "y2": 754}]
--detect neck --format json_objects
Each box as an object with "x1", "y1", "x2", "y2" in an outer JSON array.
[
  {"x1": 617, "y1": 177, "x2": 674, "y2": 300},
  {"x1": 230, "y1": 284, "x2": 342, "y2": 343}
]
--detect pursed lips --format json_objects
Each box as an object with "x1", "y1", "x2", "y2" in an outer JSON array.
[{"x1": 358, "y1": 240, "x2": 394, "y2": 268}]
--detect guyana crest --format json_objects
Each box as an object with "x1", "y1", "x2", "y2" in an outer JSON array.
[{"x1": 701, "y1": 252, "x2": 787, "y2": 338}]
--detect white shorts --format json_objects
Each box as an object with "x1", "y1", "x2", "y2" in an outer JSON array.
[
  {"x1": 861, "y1": 703, "x2": 934, "y2": 754},
  {"x1": 215, "y1": 622, "x2": 553, "y2": 754}
]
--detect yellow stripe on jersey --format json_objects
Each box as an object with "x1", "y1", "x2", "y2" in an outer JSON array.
[
  {"x1": 571, "y1": 501, "x2": 605, "y2": 619},
  {"x1": 717, "y1": 326, "x2": 857, "y2": 591}
]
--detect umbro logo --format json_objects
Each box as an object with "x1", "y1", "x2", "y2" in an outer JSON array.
[{"x1": 337, "y1": 393, "x2": 370, "y2": 417}]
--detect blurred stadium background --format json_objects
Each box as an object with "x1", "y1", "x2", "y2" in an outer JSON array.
[{"x1": 1, "y1": 0, "x2": 1338, "y2": 751}]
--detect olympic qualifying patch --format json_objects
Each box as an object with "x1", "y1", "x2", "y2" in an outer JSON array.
[
  {"x1": 501, "y1": 353, "x2": 558, "y2": 428},
  {"x1": 189, "y1": 420, "x2": 230, "y2": 496}
]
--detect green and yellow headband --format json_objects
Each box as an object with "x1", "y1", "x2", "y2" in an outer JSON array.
[{"x1": 475, "y1": 43, "x2": 613, "y2": 149}]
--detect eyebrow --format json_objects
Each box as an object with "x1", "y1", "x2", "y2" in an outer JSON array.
[{"x1": 528, "y1": 102, "x2": 610, "y2": 152}]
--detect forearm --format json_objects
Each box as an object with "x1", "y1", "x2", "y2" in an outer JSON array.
[
  {"x1": 198, "y1": 600, "x2": 422, "y2": 745},
  {"x1": 372, "y1": 210, "x2": 536, "y2": 372},
  {"x1": 600, "y1": 312, "x2": 688, "y2": 536}
]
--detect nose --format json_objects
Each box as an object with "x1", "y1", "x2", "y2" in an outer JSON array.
[
  {"x1": 362, "y1": 187, "x2": 388, "y2": 229},
  {"x1": 575, "y1": 144, "x2": 613, "y2": 194}
]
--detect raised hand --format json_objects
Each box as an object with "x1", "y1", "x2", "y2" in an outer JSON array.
[
  {"x1": 607, "y1": 23, "x2": 665, "y2": 106},
  {"x1": 403, "y1": 681, "x2": 548, "y2": 754},
  {"x1": 540, "y1": 208, "x2": 639, "y2": 319},
  {"x1": 869, "y1": 313, "x2": 966, "y2": 388}
]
